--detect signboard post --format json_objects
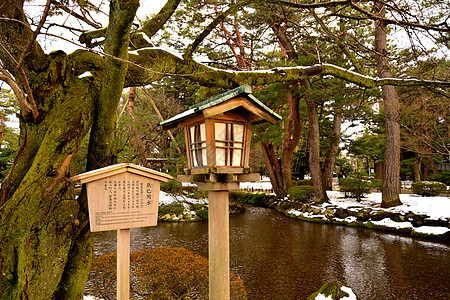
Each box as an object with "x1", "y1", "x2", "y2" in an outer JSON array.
[{"x1": 71, "y1": 163, "x2": 173, "y2": 300}]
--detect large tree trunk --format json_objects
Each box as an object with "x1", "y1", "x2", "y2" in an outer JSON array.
[
  {"x1": 374, "y1": 0, "x2": 402, "y2": 208},
  {"x1": 414, "y1": 154, "x2": 422, "y2": 182},
  {"x1": 271, "y1": 22, "x2": 329, "y2": 202},
  {"x1": 428, "y1": 157, "x2": 440, "y2": 175},
  {"x1": 261, "y1": 88, "x2": 301, "y2": 198},
  {"x1": 59, "y1": 2, "x2": 138, "y2": 299},
  {"x1": 0, "y1": 51, "x2": 97, "y2": 299},
  {"x1": 322, "y1": 111, "x2": 342, "y2": 190},
  {"x1": 0, "y1": 1, "x2": 138, "y2": 299},
  {"x1": 305, "y1": 88, "x2": 329, "y2": 204},
  {"x1": 128, "y1": 87, "x2": 149, "y2": 166},
  {"x1": 261, "y1": 141, "x2": 285, "y2": 197}
]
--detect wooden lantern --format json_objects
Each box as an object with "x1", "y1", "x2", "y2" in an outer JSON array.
[
  {"x1": 160, "y1": 85, "x2": 281, "y2": 300},
  {"x1": 160, "y1": 84, "x2": 281, "y2": 178}
]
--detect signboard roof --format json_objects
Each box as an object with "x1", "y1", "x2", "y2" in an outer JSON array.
[{"x1": 70, "y1": 163, "x2": 173, "y2": 184}]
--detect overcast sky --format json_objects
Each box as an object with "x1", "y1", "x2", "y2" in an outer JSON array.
[{"x1": 26, "y1": 0, "x2": 167, "y2": 54}]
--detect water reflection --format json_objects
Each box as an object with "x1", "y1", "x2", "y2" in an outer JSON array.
[{"x1": 91, "y1": 206, "x2": 450, "y2": 299}]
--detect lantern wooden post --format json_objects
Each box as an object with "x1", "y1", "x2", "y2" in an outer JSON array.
[
  {"x1": 208, "y1": 189, "x2": 230, "y2": 299},
  {"x1": 160, "y1": 84, "x2": 281, "y2": 300}
]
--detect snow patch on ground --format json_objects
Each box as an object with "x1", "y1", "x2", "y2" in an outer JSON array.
[
  {"x1": 371, "y1": 218, "x2": 413, "y2": 229},
  {"x1": 341, "y1": 286, "x2": 359, "y2": 300},
  {"x1": 250, "y1": 178, "x2": 449, "y2": 236},
  {"x1": 413, "y1": 226, "x2": 450, "y2": 235},
  {"x1": 159, "y1": 191, "x2": 206, "y2": 211},
  {"x1": 327, "y1": 191, "x2": 449, "y2": 220},
  {"x1": 240, "y1": 177, "x2": 273, "y2": 190}
]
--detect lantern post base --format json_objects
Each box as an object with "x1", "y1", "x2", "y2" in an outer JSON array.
[{"x1": 208, "y1": 190, "x2": 230, "y2": 300}]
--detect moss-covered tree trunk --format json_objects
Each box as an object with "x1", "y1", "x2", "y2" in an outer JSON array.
[
  {"x1": 0, "y1": 0, "x2": 137, "y2": 298},
  {"x1": 0, "y1": 50, "x2": 98, "y2": 299}
]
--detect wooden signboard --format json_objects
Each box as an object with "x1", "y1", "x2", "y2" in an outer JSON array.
[
  {"x1": 71, "y1": 163, "x2": 173, "y2": 300},
  {"x1": 71, "y1": 163, "x2": 173, "y2": 232},
  {"x1": 86, "y1": 172, "x2": 159, "y2": 232}
]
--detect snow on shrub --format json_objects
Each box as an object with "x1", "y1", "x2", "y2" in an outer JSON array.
[{"x1": 411, "y1": 181, "x2": 446, "y2": 197}]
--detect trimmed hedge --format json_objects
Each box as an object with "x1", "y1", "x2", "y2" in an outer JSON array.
[
  {"x1": 196, "y1": 207, "x2": 209, "y2": 220},
  {"x1": 159, "y1": 203, "x2": 185, "y2": 217},
  {"x1": 161, "y1": 179, "x2": 183, "y2": 194},
  {"x1": 229, "y1": 190, "x2": 271, "y2": 207},
  {"x1": 87, "y1": 247, "x2": 247, "y2": 299},
  {"x1": 428, "y1": 170, "x2": 450, "y2": 186},
  {"x1": 293, "y1": 179, "x2": 314, "y2": 186},
  {"x1": 411, "y1": 181, "x2": 447, "y2": 196},
  {"x1": 288, "y1": 185, "x2": 315, "y2": 202},
  {"x1": 229, "y1": 191, "x2": 247, "y2": 203},
  {"x1": 339, "y1": 176, "x2": 372, "y2": 201}
]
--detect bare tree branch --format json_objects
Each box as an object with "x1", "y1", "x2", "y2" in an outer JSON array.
[
  {"x1": 10, "y1": 0, "x2": 53, "y2": 121},
  {"x1": 184, "y1": 0, "x2": 253, "y2": 59},
  {"x1": 50, "y1": 0, "x2": 103, "y2": 29},
  {"x1": 0, "y1": 111, "x2": 4, "y2": 150},
  {"x1": 347, "y1": 0, "x2": 449, "y2": 32},
  {"x1": 276, "y1": 0, "x2": 448, "y2": 32},
  {"x1": 17, "y1": 0, "x2": 52, "y2": 69}
]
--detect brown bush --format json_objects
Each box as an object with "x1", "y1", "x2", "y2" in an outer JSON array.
[{"x1": 86, "y1": 247, "x2": 247, "y2": 299}]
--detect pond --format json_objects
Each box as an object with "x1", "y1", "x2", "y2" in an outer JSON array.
[{"x1": 91, "y1": 206, "x2": 450, "y2": 299}]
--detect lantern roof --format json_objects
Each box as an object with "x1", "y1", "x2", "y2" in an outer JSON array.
[{"x1": 159, "y1": 84, "x2": 281, "y2": 129}]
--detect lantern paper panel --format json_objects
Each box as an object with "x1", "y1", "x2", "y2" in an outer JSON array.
[
  {"x1": 189, "y1": 123, "x2": 207, "y2": 167},
  {"x1": 215, "y1": 122, "x2": 244, "y2": 167}
]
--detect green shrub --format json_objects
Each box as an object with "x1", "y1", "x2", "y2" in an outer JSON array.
[
  {"x1": 180, "y1": 185, "x2": 208, "y2": 199},
  {"x1": 195, "y1": 207, "x2": 209, "y2": 220},
  {"x1": 428, "y1": 170, "x2": 450, "y2": 186},
  {"x1": 372, "y1": 179, "x2": 383, "y2": 191},
  {"x1": 288, "y1": 185, "x2": 315, "y2": 202},
  {"x1": 339, "y1": 175, "x2": 372, "y2": 201},
  {"x1": 293, "y1": 179, "x2": 313, "y2": 186},
  {"x1": 87, "y1": 247, "x2": 247, "y2": 300},
  {"x1": 411, "y1": 181, "x2": 447, "y2": 196},
  {"x1": 192, "y1": 203, "x2": 206, "y2": 211},
  {"x1": 161, "y1": 179, "x2": 183, "y2": 194},
  {"x1": 244, "y1": 192, "x2": 268, "y2": 206},
  {"x1": 159, "y1": 203, "x2": 185, "y2": 216},
  {"x1": 229, "y1": 191, "x2": 247, "y2": 203},
  {"x1": 182, "y1": 185, "x2": 198, "y2": 194}
]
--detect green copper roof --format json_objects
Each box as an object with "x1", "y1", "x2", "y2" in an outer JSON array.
[{"x1": 159, "y1": 84, "x2": 281, "y2": 128}]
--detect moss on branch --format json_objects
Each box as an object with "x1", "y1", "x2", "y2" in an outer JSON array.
[{"x1": 125, "y1": 48, "x2": 449, "y2": 92}]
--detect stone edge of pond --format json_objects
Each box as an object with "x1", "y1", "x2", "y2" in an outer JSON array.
[
  {"x1": 156, "y1": 195, "x2": 449, "y2": 240},
  {"x1": 273, "y1": 201, "x2": 450, "y2": 241},
  {"x1": 158, "y1": 202, "x2": 245, "y2": 222}
]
